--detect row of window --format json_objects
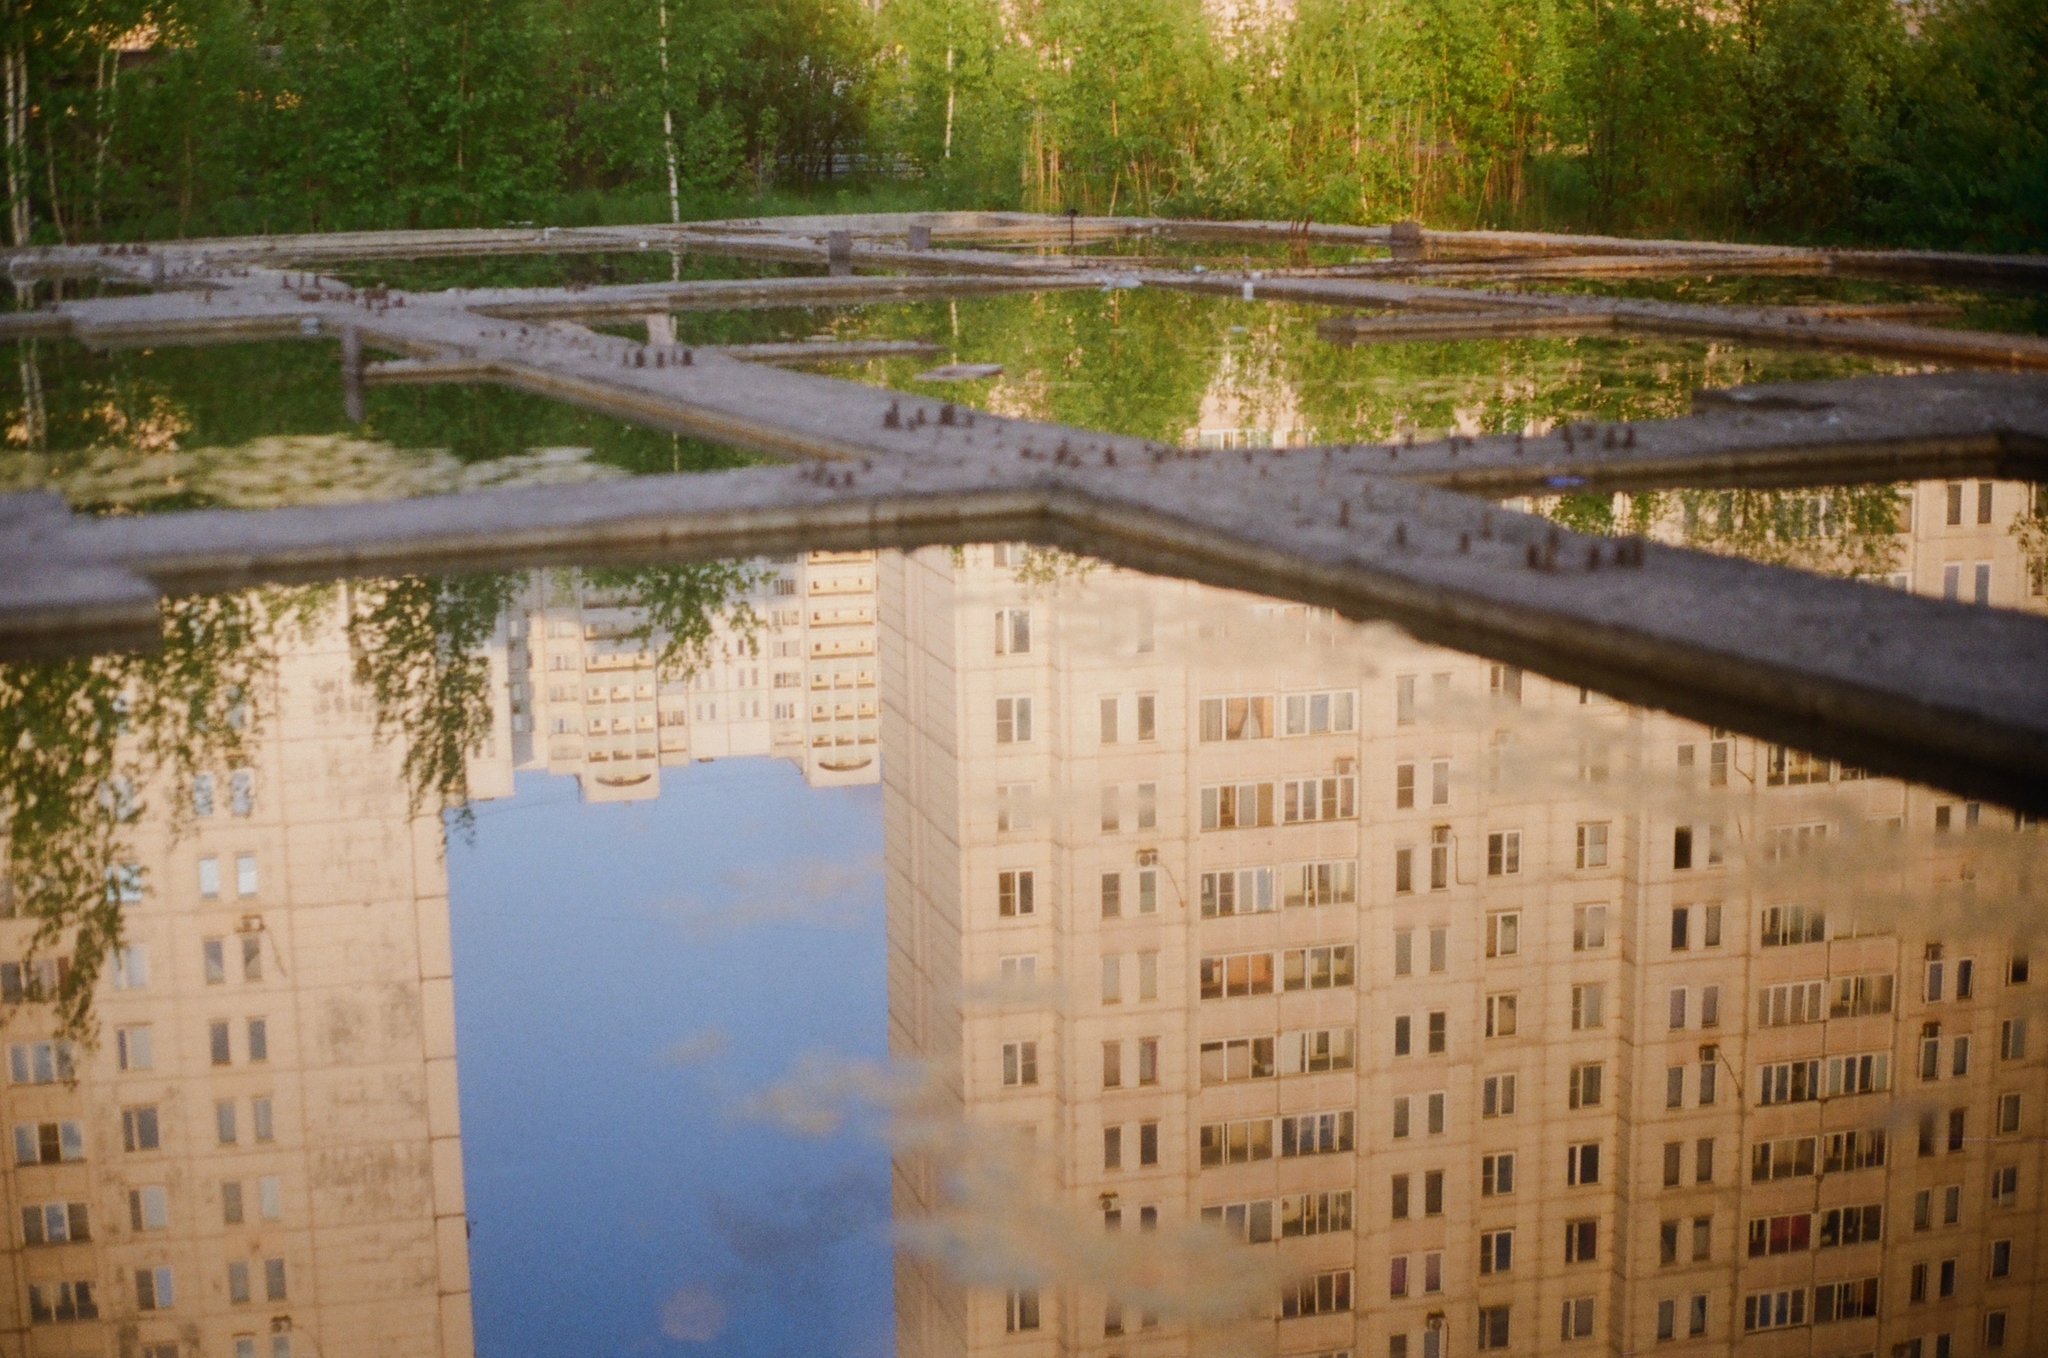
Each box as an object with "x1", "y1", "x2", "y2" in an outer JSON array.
[
  {"x1": 19, "y1": 1175, "x2": 285, "y2": 1243},
  {"x1": 1199, "y1": 946, "x2": 1356, "y2": 997},
  {"x1": 1202, "y1": 1189, "x2": 1353, "y2": 1242},
  {"x1": 26, "y1": 1260, "x2": 286, "y2": 1324}
]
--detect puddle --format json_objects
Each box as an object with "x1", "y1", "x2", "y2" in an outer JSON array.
[
  {"x1": 1, "y1": 338, "x2": 756, "y2": 511},
  {"x1": 1, "y1": 544, "x2": 2041, "y2": 1358},
  {"x1": 676, "y1": 288, "x2": 1932, "y2": 445},
  {"x1": 322, "y1": 250, "x2": 823, "y2": 293},
  {"x1": 1497, "y1": 275, "x2": 2048, "y2": 337},
  {"x1": 1520, "y1": 480, "x2": 2048, "y2": 613}
]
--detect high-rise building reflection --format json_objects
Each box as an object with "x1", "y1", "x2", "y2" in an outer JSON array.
[
  {"x1": 0, "y1": 600, "x2": 476, "y2": 1358},
  {"x1": 884, "y1": 477, "x2": 2046, "y2": 1358}
]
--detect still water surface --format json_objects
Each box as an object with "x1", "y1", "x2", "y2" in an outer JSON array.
[{"x1": 0, "y1": 528, "x2": 2041, "y2": 1358}]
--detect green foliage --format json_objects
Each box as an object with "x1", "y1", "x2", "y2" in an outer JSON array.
[
  {"x1": 1, "y1": 0, "x2": 2041, "y2": 247},
  {"x1": 0, "y1": 591, "x2": 270, "y2": 1044}
]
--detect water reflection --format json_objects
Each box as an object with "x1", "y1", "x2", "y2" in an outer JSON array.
[{"x1": 0, "y1": 522, "x2": 2042, "y2": 1355}]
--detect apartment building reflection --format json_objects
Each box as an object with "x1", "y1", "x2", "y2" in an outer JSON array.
[
  {"x1": 500, "y1": 552, "x2": 882, "y2": 802},
  {"x1": 0, "y1": 600, "x2": 474, "y2": 1358},
  {"x1": 884, "y1": 479, "x2": 2048, "y2": 1358}
]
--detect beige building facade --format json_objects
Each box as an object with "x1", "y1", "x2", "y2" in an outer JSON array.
[
  {"x1": 0, "y1": 600, "x2": 473, "y2": 1358},
  {"x1": 883, "y1": 480, "x2": 2047, "y2": 1358}
]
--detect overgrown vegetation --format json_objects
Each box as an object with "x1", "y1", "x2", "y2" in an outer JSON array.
[{"x1": 3, "y1": 0, "x2": 2041, "y2": 250}]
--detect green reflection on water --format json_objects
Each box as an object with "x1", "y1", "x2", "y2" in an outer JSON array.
[
  {"x1": 1, "y1": 337, "x2": 756, "y2": 511},
  {"x1": 694, "y1": 288, "x2": 1921, "y2": 445},
  {"x1": 324, "y1": 250, "x2": 820, "y2": 293}
]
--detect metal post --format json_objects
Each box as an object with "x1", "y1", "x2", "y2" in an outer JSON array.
[
  {"x1": 827, "y1": 231, "x2": 853, "y2": 277},
  {"x1": 341, "y1": 326, "x2": 363, "y2": 424}
]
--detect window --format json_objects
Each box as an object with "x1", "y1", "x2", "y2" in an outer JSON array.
[
  {"x1": 1281, "y1": 1270, "x2": 1352, "y2": 1318},
  {"x1": 16, "y1": 1121, "x2": 85, "y2": 1164},
  {"x1": 1564, "y1": 1219, "x2": 1597, "y2": 1262},
  {"x1": 1702, "y1": 985, "x2": 1720, "y2": 1026},
  {"x1": 1284, "y1": 859, "x2": 1357, "y2": 907},
  {"x1": 1199, "y1": 695, "x2": 1274, "y2": 742},
  {"x1": 1395, "y1": 848, "x2": 1412, "y2": 893},
  {"x1": 1001, "y1": 1041, "x2": 1037, "y2": 1086},
  {"x1": 1423, "y1": 1169, "x2": 1444, "y2": 1215},
  {"x1": 135, "y1": 1266, "x2": 174, "y2": 1310},
  {"x1": 1704, "y1": 903, "x2": 1722, "y2": 943},
  {"x1": 1100, "y1": 785, "x2": 1120, "y2": 832},
  {"x1": 199, "y1": 857, "x2": 221, "y2": 898},
  {"x1": 1390, "y1": 1256, "x2": 1410, "y2": 1298},
  {"x1": 1281, "y1": 689, "x2": 1356, "y2": 736},
  {"x1": 1429, "y1": 928, "x2": 1447, "y2": 973},
  {"x1": 2011, "y1": 954, "x2": 2030, "y2": 984},
  {"x1": 230, "y1": 768, "x2": 253, "y2": 816},
  {"x1": 1744, "y1": 1289, "x2": 1805, "y2": 1331},
  {"x1": 1396, "y1": 763, "x2": 1415, "y2": 809},
  {"x1": 1428, "y1": 825, "x2": 1449, "y2": 888},
  {"x1": 1747, "y1": 1213, "x2": 1812, "y2": 1256},
  {"x1": 1823, "y1": 1128, "x2": 1887, "y2": 1171},
  {"x1": 1573, "y1": 904, "x2": 1607, "y2": 950},
  {"x1": 8, "y1": 1041, "x2": 75, "y2": 1085},
  {"x1": 1427, "y1": 1010, "x2": 1445, "y2": 1053},
  {"x1": 1138, "y1": 872, "x2": 1157, "y2": 915},
  {"x1": 1201, "y1": 782, "x2": 1274, "y2": 830},
  {"x1": 1568, "y1": 1062, "x2": 1602, "y2": 1108},
  {"x1": 1571, "y1": 983, "x2": 1605, "y2": 1030},
  {"x1": 1199, "y1": 1118, "x2": 1275, "y2": 1165},
  {"x1": 1818, "y1": 1204, "x2": 1883, "y2": 1247},
  {"x1": 1760, "y1": 904, "x2": 1826, "y2": 945},
  {"x1": 997, "y1": 870, "x2": 1034, "y2": 917},
  {"x1": 1200, "y1": 868, "x2": 1275, "y2": 917},
  {"x1": 1829, "y1": 973, "x2": 1893, "y2": 1017},
  {"x1": 1575, "y1": 822, "x2": 1609, "y2": 868},
  {"x1": 1692, "y1": 1217, "x2": 1712, "y2": 1262},
  {"x1": 1670, "y1": 905, "x2": 1691, "y2": 950},
  {"x1": 1481, "y1": 1152, "x2": 1515, "y2": 1195},
  {"x1": 995, "y1": 784, "x2": 1032, "y2": 831},
  {"x1": 1561, "y1": 1296, "x2": 1594, "y2": 1341},
  {"x1": 1199, "y1": 1036, "x2": 1275, "y2": 1084},
  {"x1": 1283, "y1": 775, "x2": 1356, "y2": 823},
  {"x1": 1392, "y1": 1174, "x2": 1409, "y2": 1218},
  {"x1": 1757, "y1": 1059, "x2": 1820, "y2": 1104},
  {"x1": 1668, "y1": 988, "x2": 1688, "y2": 1029},
  {"x1": 1139, "y1": 1121, "x2": 1158, "y2": 1165},
  {"x1": 22, "y1": 1200, "x2": 91, "y2": 1243},
  {"x1": 115, "y1": 1026, "x2": 153, "y2": 1071},
  {"x1": 242, "y1": 933, "x2": 262, "y2": 980},
  {"x1": 1486, "y1": 993, "x2": 1517, "y2": 1038},
  {"x1": 1104, "y1": 1125, "x2": 1123, "y2": 1169},
  {"x1": 1281, "y1": 945, "x2": 1355, "y2": 990},
  {"x1": 1663, "y1": 1142, "x2": 1683, "y2": 1186},
  {"x1": 1656, "y1": 1298, "x2": 1675, "y2": 1339},
  {"x1": 1998, "y1": 1092, "x2": 2022, "y2": 1133},
  {"x1": 1480, "y1": 1229, "x2": 1513, "y2": 1274},
  {"x1": 120, "y1": 1102, "x2": 163, "y2": 1151},
  {"x1": 1098, "y1": 695, "x2": 1119, "y2": 743},
  {"x1": 1396, "y1": 675, "x2": 1416, "y2": 724},
  {"x1": 1280, "y1": 1028, "x2": 1355, "y2": 1073},
  {"x1": 1004, "y1": 1289, "x2": 1038, "y2": 1332},
  {"x1": 1100, "y1": 873, "x2": 1122, "y2": 919},
  {"x1": 1477, "y1": 1306, "x2": 1511, "y2": 1350},
  {"x1": 216, "y1": 1099, "x2": 238, "y2": 1144},
  {"x1": 1280, "y1": 1110, "x2": 1353, "y2": 1156},
  {"x1": 1567, "y1": 1141, "x2": 1600, "y2": 1185},
  {"x1": 111, "y1": 943, "x2": 148, "y2": 989},
  {"x1": 2001, "y1": 1017, "x2": 2028, "y2": 1058},
  {"x1": 204, "y1": 938, "x2": 226, "y2": 983},
  {"x1": 1482, "y1": 1073, "x2": 1516, "y2": 1116},
  {"x1": 1136, "y1": 694, "x2": 1155, "y2": 740},
  {"x1": 1988, "y1": 1311, "x2": 2009, "y2": 1348},
  {"x1": 1429, "y1": 759, "x2": 1449, "y2": 805},
  {"x1": 1393, "y1": 1096, "x2": 1411, "y2": 1138},
  {"x1": 26, "y1": 1280, "x2": 97, "y2": 1324},
  {"x1": 1426, "y1": 1091, "x2": 1445, "y2": 1134},
  {"x1": 1752, "y1": 1136, "x2": 1817, "y2": 1181},
  {"x1": 994, "y1": 608, "x2": 1030, "y2": 654},
  {"x1": 1666, "y1": 1067, "x2": 1685, "y2": 1108},
  {"x1": 1395, "y1": 1015, "x2": 1411, "y2": 1055},
  {"x1": 1486, "y1": 831, "x2": 1520, "y2": 876},
  {"x1": 1486, "y1": 912, "x2": 1519, "y2": 957},
  {"x1": 1825, "y1": 1051, "x2": 1891, "y2": 1096},
  {"x1": 1812, "y1": 1277, "x2": 1879, "y2": 1323},
  {"x1": 236, "y1": 854, "x2": 257, "y2": 896},
  {"x1": 1102, "y1": 1040, "x2": 1122, "y2": 1088},
  {"x1": 1136, "y1": 782, "x2": 1156, "y2": 829}
]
